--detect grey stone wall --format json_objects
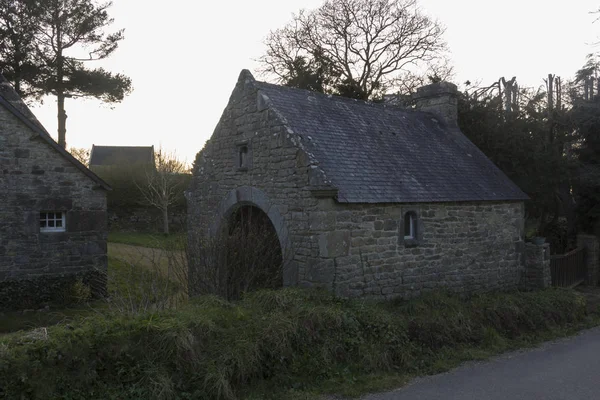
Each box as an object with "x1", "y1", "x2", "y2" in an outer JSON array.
[
  {"x1": 188, "y1": 72, "x2": 525, "y2": 299},
  {"x1": 0, "y1": 105, "x2": 108, "y2": 309},
  {"x1": 188, "y1": 71, "x2": 320, "y2": 295},
  {"x1": 305, "y1": 199, "x2": 524, "y2": 299},
  {"x1": 522, "y1": 243, "x2": 551, "y2": 290}
]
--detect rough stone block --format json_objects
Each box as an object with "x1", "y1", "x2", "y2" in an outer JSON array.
[{"x1": 319, "y1": 230, "x2": 350, "y2": 258}]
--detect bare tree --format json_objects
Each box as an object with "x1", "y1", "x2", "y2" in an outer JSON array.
[
  {"x1": 137, "y1": 147, "x2": 188, "y2": 235},
  {"x1": 260, "y1": 0, "x2": 447, "y2": 100},
  {"x1": 68, "y1": 146, "x2": 90, "y2": 166}
]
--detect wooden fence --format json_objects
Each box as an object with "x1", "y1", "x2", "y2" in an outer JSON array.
[{"x1": 550, "y1": 247, "x2": 586, "y2": 287}]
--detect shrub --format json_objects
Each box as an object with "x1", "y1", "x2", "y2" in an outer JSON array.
[
  {"x1": 66, "y1": 279, "x2": 92, "y2": 304},
  {"x1": 0, "y1": 288, "x2": 589, "y2": 399}
]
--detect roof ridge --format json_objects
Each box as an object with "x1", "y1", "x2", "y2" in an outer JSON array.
[{"x1": 254, "y1": 80, "x2": 416, "y2": 113}]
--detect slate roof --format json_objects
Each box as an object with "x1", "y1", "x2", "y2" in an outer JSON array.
[
  {"x1": 0, "y1": 74, "x2": 111, "y2": 190},
  {"x1": 90, "y1": 145, "x2": 154, "y2": 167},
  {"x1": 253, "y1": 75, "x2": 528, "y2": 203}
]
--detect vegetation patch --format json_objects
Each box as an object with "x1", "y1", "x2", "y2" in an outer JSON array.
[
  {"x1": 0, "y1": 288, "x2": 595, "y2": 400},
  {"x1": 0, "y1": 252, "x2": 185, "y2": 335},
  {"x1": 108, "y1": 231, "x2": 186, "y2": 250}
]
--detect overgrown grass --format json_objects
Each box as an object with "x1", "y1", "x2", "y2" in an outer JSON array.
[
  {"x1": 0, "y1": 287, "x2": 596, "y2": 400},
  {"x1": 0, "y1": 251, "x2": 185, "y2": 335},
  {"x1": 0, "y1": 304, "x2": 101, "y2": 335},
  {"x1": 108, "y1": 231, "x2": 186, "y2": 249}
]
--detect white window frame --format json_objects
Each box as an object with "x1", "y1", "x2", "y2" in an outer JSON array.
[
  {"x1": 40, "y1": 211, "x2": 66, "y2": 233},
  {"x1": 404, "y1": 212, "x2": 415, "y2": 240}
]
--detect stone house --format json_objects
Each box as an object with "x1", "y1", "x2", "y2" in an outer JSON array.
[
  {"x1": 0, "y1": 75, "x2": 110, "y2": 309},
  {"x1": 187, "y1": 70, "x2": 529, "y2": 299}
]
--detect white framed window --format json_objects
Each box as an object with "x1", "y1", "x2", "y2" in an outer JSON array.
[
  {"x1": 40, "y1": 211, "x2": 66, "y2": 232},
  {"x1": 404, "y1": 212, "x2": 416, "y2": 239}
]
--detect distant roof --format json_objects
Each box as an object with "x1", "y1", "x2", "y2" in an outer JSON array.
[
  {"x1": 0, "y1": 74, "x2": 111, "y2": 190},
  {"x1": 246, "y1": 71, "x2": 528, "y2": 203},
  {"x1": 90, "y1": 145, "x2": 155, "y2": 166}
]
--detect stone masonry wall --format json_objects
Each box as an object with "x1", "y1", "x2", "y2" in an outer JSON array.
[
  {"x1": 0, "y1": 105, "x2": 108, "y2": 309},
  {"x1": 187, "y1": 72, "x2": 322, "y2": 293},
  {"x1": 522, "y1": 243, "x2": 551, "y2": 290},
  {"x1": 188, "y1": 71, "x2": 525, "y2": 299},
  {"x1": 305, "y1": 199, "x2": 524, "y2": 299}
]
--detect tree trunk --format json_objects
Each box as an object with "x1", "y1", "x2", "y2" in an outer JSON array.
[
  {"x1": 547, "y1": 74, "x2": 554, "y2": 112},
  {"x1": 56, "y1": 17, "x2": 66, "y2": 148},
  {"x1": 57, "y1": 92, "x2": 67, "y2": 148},
  {"x1": 162, "y1": 207, "x2": 169, "y2": 235}
]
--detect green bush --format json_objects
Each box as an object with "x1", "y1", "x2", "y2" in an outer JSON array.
[{"x1": 0, "y1": 288, "x2": 589, "y2": 400}]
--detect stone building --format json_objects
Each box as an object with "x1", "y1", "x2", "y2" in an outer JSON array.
[
  {"x1": 89, "y1": 144, "x2": 155, "y2": 171},
  {"x1": 0, "y1": 75, "x2": 110, "y2": 309},
  {"x1": 187, "y1": 70, "x2": 529, "y2": 299}
]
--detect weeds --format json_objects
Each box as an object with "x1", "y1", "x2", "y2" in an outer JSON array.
[{"x1": 0, "y1": 287, "x2": 593, "y2": 400}]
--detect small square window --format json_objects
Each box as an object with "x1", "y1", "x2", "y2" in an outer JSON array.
[{"x1": 40, "y1": 211, "x2": 66, "y2": 233}]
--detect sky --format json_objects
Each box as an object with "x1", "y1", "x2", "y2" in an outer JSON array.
[{"x1": 25, "y1": 0, "x2": 600, "y2": 165}]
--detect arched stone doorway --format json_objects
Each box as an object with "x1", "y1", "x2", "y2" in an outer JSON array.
[
  {"x1": 210, "y1": 186, "x2": 297, "y2": 293},
  {"x1": 221, "y1": 205, "x2": 283, "y2": 297}
]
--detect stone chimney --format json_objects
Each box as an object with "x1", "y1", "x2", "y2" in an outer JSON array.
[{"x1": 412, "y1": 81, "x2": 458, "y2": 128}]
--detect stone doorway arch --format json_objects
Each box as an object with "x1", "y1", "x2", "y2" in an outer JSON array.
[{"x1": 212, "y1": 186, "x2": 297, "y2": 287}]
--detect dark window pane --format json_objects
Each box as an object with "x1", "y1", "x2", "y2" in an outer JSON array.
[
  {"x1": 239, "y1": 146, "x2": 248, "y2": 167},
  {"x1": 40, "y1": 220, "x2": 47, "y2": 228},
  {"x1": 56, "y1": 212, "x2": 62, "y2": 219},
  {"x1": 48, "y1": 212, "x2": 54, "y2": 219},
  {"x1": 48, "y1": 220, "x2": 55, "y2": 227},
  {"x1": 404, "y1": 213, "x2": 411, "y2": 236},
  {"x1": 56, "y1": 219, "x2": 62, "y2": 227}
]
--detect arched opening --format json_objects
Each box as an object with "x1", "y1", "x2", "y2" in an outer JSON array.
[{"x1": 220, "y1": 205, "x2": 283, "y2": 298}]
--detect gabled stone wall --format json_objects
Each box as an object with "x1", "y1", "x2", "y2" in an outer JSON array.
[
  {"x1": 0, "y1": 105, "x2": 108, "y2": 309},
  {"x1": 187, "y1": 72, "x2": 322, "y2": 293},
  {"x1": 188, "y1": 72, "x2": 526, "y2": 299}
]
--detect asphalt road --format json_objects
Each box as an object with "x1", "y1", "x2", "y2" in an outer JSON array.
[{"x1": 362, "y1": 326, "x2": 600, "y2": 400}]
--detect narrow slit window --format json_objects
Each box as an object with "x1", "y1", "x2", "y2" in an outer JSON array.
[
  {"x1": 404, "y1": 212, "x2": 415, "y2": 239},
  {"x1": 40, "y1": 211, "x2": 66, "y2": 232},
  {"x1": 239, "y1": 145, "x2": 248, "y2": 169}
]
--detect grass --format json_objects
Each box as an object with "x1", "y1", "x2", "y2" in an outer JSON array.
[
  {"x1": 0, "y1": 243, "x2": 187, "y2": 335},
  {"x1": 2, "y1": 233, "x2": 599, "y2": 399},
  {"x1": 0, "y1": 304, "x2": 102, "y2": 335},
  {"x1": 0, "y1": 287, "x2": 598, "y2": 400},
  {"x1": 108, "y1": 231, "x2": 186, "y2": 249}
]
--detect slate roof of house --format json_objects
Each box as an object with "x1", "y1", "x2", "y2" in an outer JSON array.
[
  {"x1": 251, "y1": 73, "x2": 528, "y2": 203},
  {"x1": 0, "y1": 74, "x2": 111, "y2": 190},
  {"x1": 89, "y1": 145, "x2": 155, "y2": 167}
]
